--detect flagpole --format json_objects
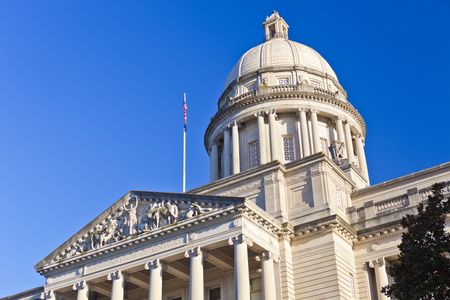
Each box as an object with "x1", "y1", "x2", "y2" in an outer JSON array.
[{"x1": 182, "y1": 93, "x2": 187, "y2": 193}]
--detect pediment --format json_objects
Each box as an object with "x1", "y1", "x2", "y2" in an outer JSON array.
[{"x1": 35, "y1": 191, "x2": 243, "y2": 271}]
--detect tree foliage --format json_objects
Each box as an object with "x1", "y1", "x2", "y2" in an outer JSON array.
[{"x1": 382, "y1": 182, "x2": 450, "y2": 300}]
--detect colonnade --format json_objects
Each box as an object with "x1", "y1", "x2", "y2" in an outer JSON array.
[
  {"x1": 44, "y1": 235, "x2": 277, "y2": 300},
  {"x1": 209, "y1": 108, "x2": 369, "y2": 182}
]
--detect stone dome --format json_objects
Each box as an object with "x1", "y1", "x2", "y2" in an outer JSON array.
[{"x1": 224, "y1": 38, "x2": 338, "y2": 89}]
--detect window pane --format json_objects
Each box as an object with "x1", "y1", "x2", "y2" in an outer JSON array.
[
  {"x1": 283, "y1": 136, "x2": 295, "y2": 161},
  {"x1": 209, "y1": 287, "x2": 221, "y2": 300},
  {"x1": 249, "y1": 141, "x2": 260, "y2": 168}
]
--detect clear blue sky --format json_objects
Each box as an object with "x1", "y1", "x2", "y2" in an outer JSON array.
[{"x1": 0, "y1": 0, "x2": 449, "y2": 296}]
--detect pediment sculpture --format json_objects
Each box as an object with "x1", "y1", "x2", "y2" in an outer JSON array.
[{"x1": 52, "y1": 196, "x2": 215, "y2": 264}]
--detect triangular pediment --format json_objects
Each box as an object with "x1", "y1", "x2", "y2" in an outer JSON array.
[{"x1": 35, "y1": 191, "x2": 244, "y2": 271}]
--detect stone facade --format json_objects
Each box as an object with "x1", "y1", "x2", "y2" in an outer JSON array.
[{"x1": 3, "y1": 11, "x2": 449, "y2": 300}]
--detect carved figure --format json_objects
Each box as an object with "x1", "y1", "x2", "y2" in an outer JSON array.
[
  {"x1": 185, "y1": 202, "x2": 204, "y2": 219},
  {"x1": 123, "y1": 197, "x2": 138, "y2": 235},
  {"x1": 90, "y1": 225, "x2": 104, "y2": 250},
  {"x1": 161, "y1": 201, "x2": 179, "y2": 225},
  {"x1": 146, "y1": 202, "x2": 161, "y2": 230}
]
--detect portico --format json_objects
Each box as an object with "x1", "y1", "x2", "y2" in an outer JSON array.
[{"x1": 36, "y1": 193, "x2": 282, "y2": 300}]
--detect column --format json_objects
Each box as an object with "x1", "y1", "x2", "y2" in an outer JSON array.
[
  {"x1": 256, "y1": 112, "x2": 268, "y2": 164},
  {"x1": 223, "y1": 127, "x2": 231, "y2": 177},
  {"x1": 209, "y1": 143, "x2": 219, "y2": 181},
  {"x1": 185, "y1": 247, "x2": 204, "y2": 300},
  {"x1": 231, "y1": 121, "x2": 240, "y2": 174},
  {"x1": 268, "y1": 110, "x2": 279, "y2": 161},
  {"x1": 145, "y1": 259, "x2": 163, "y2": 300},
  {"x1": 310, "y1": 109, "x2": 322, "y2": 153},
  {"x1": 40, "y1": 291, "x2": 56, "y2": 300},
  {"x1": 369, "y1": 258, "x2": 389, "y2": 300},
  {"x1": 335, "y1": 116, "x2": 347, "y2": 158},
  {"x1": 298, "y1": 108, "x2": 311, "y2": 157},
  {"x1": 107, "y1": 270, "x2": 125, "y2": 300},
  {"x1": 72, "y1": 281, "x2": 90, "y2": 300},
  {"x1": 256, "y1": 252, "x2": 277, "y2": 300},
  {"x1": 356, "y1": 134, "x2": 369, "y2": 182},
  {"x1": 344, "y1": 121, "x2": 355, "y2": 164},
  {"x1": 229, "y1": 234, "x2": 251, "y2": 300}
]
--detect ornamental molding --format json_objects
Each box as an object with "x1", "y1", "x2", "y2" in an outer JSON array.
[
  {"x1": 205, "y1": 91, "x2": 366, "y2": 150},
  {"x1": 293, "y1": 216, "x2": 357, "y2": 243},
  {"x1": 354, "y1": 224, "x2": 404, "y2": 245}
]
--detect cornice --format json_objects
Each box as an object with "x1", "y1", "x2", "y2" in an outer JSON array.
[
  {"x1": 353, "y1": 223, "x2": 404, "y2": 245},
  {"x1": 292, "y1": 215, "x2": 357, "y2": 243},
  {"x1": 204, "y1": 91, "x2": 366, "y2": 150}
]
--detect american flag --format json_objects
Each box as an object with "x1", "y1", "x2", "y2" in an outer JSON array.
[{"x1": 183, "y1": 93, "x2": 188, "y2": 130}]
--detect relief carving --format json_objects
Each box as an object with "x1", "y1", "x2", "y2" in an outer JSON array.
[{"x1": 52, "y1": 196, "x2": 217, "y2": 264}]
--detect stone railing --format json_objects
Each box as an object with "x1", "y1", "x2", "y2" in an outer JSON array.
[
  {"x1": 375, "y1": 195, "x2": 409, "y2": 214},
  {"x1": 420, "y1": 181, "x2": 450, "y2": 200},
  {"x1": 218, "y1": 84, "x2": 341, "y2": 110}
]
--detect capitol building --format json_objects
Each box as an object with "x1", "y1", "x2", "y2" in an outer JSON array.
[{"x1": 5, "y1": 12, "x2": 450, "y2": 300}]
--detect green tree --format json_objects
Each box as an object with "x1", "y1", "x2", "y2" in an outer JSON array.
[{"x1": 381, "y1": 182, "x2": 450, "y2": 300}]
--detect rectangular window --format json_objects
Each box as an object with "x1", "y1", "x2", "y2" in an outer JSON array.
[
  {"x1": 250, "y1": 277, "x2": 262, "y2": 300},
  {"x1": 249, "y1": 141, "x2": 260, "y2": 168},
  {"x1": 278, "y1": 78, "x2": 289, "y2": 86},
  {"x1": 208, "y1": 287, "x2": 221, "y2": 300},
  {"x1": 283, "y1": 136, "x2": 295, "y2": 161},
  {"x1": 349, "y1": 273, "x2": 356, "y2": 298}
]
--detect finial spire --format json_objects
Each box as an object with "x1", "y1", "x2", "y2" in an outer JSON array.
[{"x1": 263, "y1": 11, "x2": 289, "y2": 41}]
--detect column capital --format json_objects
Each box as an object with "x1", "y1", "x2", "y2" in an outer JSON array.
[
  {"x1": 369, "y1": 257, "x2": 386, "y2": 268},
  {"x1": 254, "y1": 111, "x2": 266, "y2": 118},
  {"x1": 145, "y1": 258, "x2": 164, "y2": 270},
  {"x1": 107, "y1": 270, "x2": 123, "y2": 281},
  {"x1": 267, "y1": 108, "x2": 277, "y2": 115},
  {"x1": 255, "y1": 251, "x2": 279, "y2": 263},
  {"x1": 184, "y1": 246, "x2": 203, "y2": 258},
  {"x1": 335, "y1": 115, "x2": 345, "y2": 121},
  {"x1": 309, "y1": 108, "x2": 319, "y2": 114},
  {"x1": 298, "y1": 107, "x2": 309, "y2": 113},
  {"x1": 72, "y1": 281, "x2": 91, "y2": 291},
  {"x1": 40, "y1": 291, "x2": 55, "y2": 300},
  {"x1": 228, "y1": 234, "x2": 253, "y2": 247}
]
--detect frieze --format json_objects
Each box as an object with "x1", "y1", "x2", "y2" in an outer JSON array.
[
  {"x1": 85, "y1": 237, "x2": 184, "y2": 274},
  {"x1": 52, "y1": 196, "x2": 219, "y2": 264},
  {"x1": 219, "y1": 181, "x2": 261, "y2": 196},
  {"x1": 285, "y1": 172, "x2": 307, "y2": 185}
]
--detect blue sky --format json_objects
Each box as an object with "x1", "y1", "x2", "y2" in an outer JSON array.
[{"x1": 0, "y1": 0, "x2": 449, "y2": 296}]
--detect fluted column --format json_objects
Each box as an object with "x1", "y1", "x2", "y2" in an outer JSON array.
[
  {"x1": 256, "y1": 252, "x2": 277, "y2": 300},
  {"x1": 298, "y1": 108, "x2": 311, "y2": 157},
  {"x1": 268, "y1": 110, "x2": 279, "y2": 161},
  {"x1": 107, "y1": 270, "x2": 125, "y2": 300},
  {"x1": 223, "y1": 127, "x2": 231, "y2": 177},
  {"x1": 40, "y1": 290, "x2": 56, "y2": 300},
  {"x1": 185, "y1": 247, "x2": 204, "y2": 300},
  {"x1": 356, "y1": 134, "x2": 369, "y2": 182},
  {"x1": 310, "y1": 109, "x2": 321, "y2": 153},
  {"x1": 335, "y1": 116, "x2": 347, "y2": 158},
  {"x1": 344, "y1": 121, "x2": 355, "y2": 164},
  {"x1": 369, "y1": 258, "x2": 389, "y2": 300},
  {"x1": 145, "y1": 259, "x2": 163, "y2": 300},
  {"x1": 229, "y1": 234, "x2": 251, "y2": 300},
  {"x1": 210, "y1": 143, "x2": 219, "y2": 181},
  {"x1": 256, "y1": 112, "x2": 268, "y2": 164},
  {"x1": 231, "y1": 121, "x2": 240, "y2": 174},
  {"x1": 72, "y1": 281, "x2": 90, "y2": 300}
]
